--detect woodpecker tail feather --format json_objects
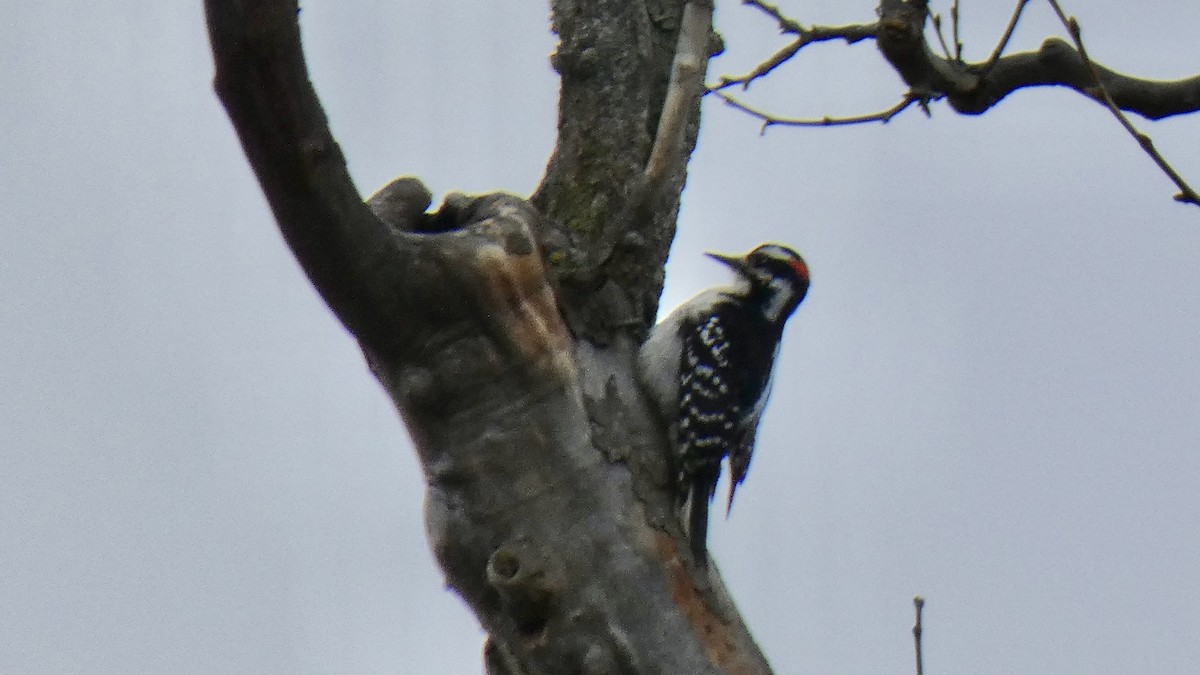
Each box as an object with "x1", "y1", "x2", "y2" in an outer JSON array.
[
  {"x1": 688, "y1": 481, "x2": 711, "y2": 566},
  {"x1": 686, "y1": 468, "x2": 719, "y2": 566}
]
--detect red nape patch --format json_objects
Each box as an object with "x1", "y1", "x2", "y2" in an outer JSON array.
[{"x1": 789, "y1": 258, "x2": 810, "y2": 282}]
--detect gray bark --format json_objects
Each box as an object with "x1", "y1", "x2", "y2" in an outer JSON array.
[{"x1": 204, "y1": 1, "x2": 772, "y2": 672}]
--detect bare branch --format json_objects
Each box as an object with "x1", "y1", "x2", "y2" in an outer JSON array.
[
  {"x1": 931, "y1": 13, "x2": 953, "y2": 61},
  {"x1": 741, "y1": 0, "x2": 804, "y2": 34},
  {"x1": 912, "y1": 596, "x2": 925, "y2": 675},
  {"x1": 209, "y1": 1, "x2": 779, "y2": 670},
  {"x1": 712, "y1": 90, "x2": 919, "y2": 131},
  {"x1": 647, "y1": 0, "x2": 714, "y2": 184},
  {"x1": 1047, "y1": 1, "x2": 1200, "y2": 206},
  {"x1": 203, "y1": 0, "x2": 418, "y2": 352},
  {"x1": 950, "y1": 0, "x2": 962, "y2": 61},
  {"x1": 718, "y1": 0, "x2": 1200, "y2": 205},
  {"x1": 710, "y1": 21, "x2": 878, "y2": 93},
  {"x1": 870, "y1": 0, "x2": 1200, "y2": 120},
  {"x1": 710, "y1": 39, "x2": 804, "y2": 93},
  {"x1": 726, "y1": 1, "x2": 1200, "y2": 124},
  {"x1": 982, "y1": 0, "x2": 1029, "y2": 72}
]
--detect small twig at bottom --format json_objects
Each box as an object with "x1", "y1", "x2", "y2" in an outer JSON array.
[
  {"x1": 912, "y1": 595, "x2": 925, "y2": 675},
  {"x1": 710, "y1": 91, "x2": 921, "y2": 133},
  {"x1": 1048, "y1": 0, "x2": 1200, "y2": 207}
]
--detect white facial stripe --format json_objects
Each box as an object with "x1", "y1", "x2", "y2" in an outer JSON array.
[{"x1": 762, "y1": 276, "x2": 795, "y2": 323}]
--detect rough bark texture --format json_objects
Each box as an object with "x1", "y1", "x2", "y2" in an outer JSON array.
[
  {"x1": 202, "y1": 1, "x2": 1200, "y2": 672},
  {"x1": 205, "y1": 1, "x2": 771, "y2": 673},
  {"x1": 533, "y1": 0, "x2": 698, "y2": 347}
]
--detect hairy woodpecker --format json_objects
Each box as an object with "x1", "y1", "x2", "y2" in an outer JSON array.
[{"x1": 637, "y1": 243, "x2": 810, "y2": 565}]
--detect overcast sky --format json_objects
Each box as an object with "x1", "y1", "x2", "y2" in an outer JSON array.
[{"x1": 3, "y1": 2, "x2": 1199, "y2": 674}]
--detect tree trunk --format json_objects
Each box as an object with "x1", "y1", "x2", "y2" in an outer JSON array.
[{"x1": 204, "y1": 1, "x2": 772, "y2": 672}]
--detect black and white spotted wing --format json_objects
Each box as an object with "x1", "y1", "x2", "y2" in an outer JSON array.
[{"x1": 677, "y1": 298, "x2": 782, "y2": 506}]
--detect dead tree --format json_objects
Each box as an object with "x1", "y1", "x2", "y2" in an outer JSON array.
[
  {"x1": 204, "y1": 1, "x2": 770, "y2": 673},
  {"x1": 204, "y1": 1, "x2": 1200, "y2": 673}
]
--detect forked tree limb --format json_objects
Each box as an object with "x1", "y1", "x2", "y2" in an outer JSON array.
[
  {"x1": 874, "y1": 0, "x2": 1200, "y2": 119},
  {"x1": 204, "y1": 1, "x2": 774, "y2": 672},
  {"x1": 203, "y1": 3, "x2": 414, "y2": 352},
  {"x1": 716, "y1": 0, "x2": 1200, "y2": 204},
  {"x1": 534, "y1": 0, "x2": 711, "y2": 346},
  {"x1": 720, "y1": 0, "x2": 1200, "y2": 121}
]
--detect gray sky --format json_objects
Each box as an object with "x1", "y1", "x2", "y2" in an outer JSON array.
[{"x1": 3, "y1": 2, "x2": 1199, "y2": 673}]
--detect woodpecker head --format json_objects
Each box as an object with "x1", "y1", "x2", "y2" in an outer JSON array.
[{"x1": 706, "y1": 243, "x2": 810, "y2": 324}]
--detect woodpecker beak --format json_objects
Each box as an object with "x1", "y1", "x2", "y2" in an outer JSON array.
[{"x1": 704, "y1": 251, "x2": 750, "y2": 274}]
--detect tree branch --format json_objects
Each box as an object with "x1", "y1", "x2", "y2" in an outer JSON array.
[
  {"x1": 203, "y1": 1, "x2": 416, "y2": 353},
  {"x1": 646, "y1": 0, "x2": 714, "y2": 186},
  {"x1": 724, "y1": 0, "x2": 1200, "y2": 121},
  {"x1": 712, "y1": 90, "x2": 920, "y2": 130},
  {"x1": 981, "y1": 0, "x2": 1029, "y2": 72},
  {"x1": 533, "y1": 1, "x2": 705, "y2": 345},
  {"x1": 930, "y1": 12, "x2": 953, "y2": 62},
  {"x1": 710, "y1": 20, "x2": 878, "y2": 93},
  {"x1": 950, "y1": 0, "x2": 962, "y2": 62},
  {"x1": 1046, "y1": 1, "x2": 1200, "y2": 206},
  {"x1": 873, "y1": 0, "x2": 1200, "y2": 119},
  {"x1": 206, "y1": 1, "x2": 776, "y2": 672},
  {"x1": 912, "y1": 596, "x2": 925, "y2": 675},
  {"x1": 719, "y1": 0, "x2": 1200, "y2": 205}
]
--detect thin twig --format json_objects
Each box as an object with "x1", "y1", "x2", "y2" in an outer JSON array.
[
  {"x1": 912, "y1": 596, "x2": 925, "y2": 675},
  {"x1": 709, "y1": 21, "x2": 878, "y2": 93},
  {"x1": 931, "y1": 13, "x2": 953, "y2": 61},
  {"x1": 982, "y1": 0, "x2": 1028, "y2": 72},
  {"x1": 712, "y1": 91, "x2": 919, "y2": 132},
  {"x1": 1047, "y1": 0, "x2": 1200, "y2": 206},
  {"x1": 951, "y1": 0, "x2": 962, "y2": 61},
  {"x1": 741, "y1": 0, "x2": 804, "y2": 34},
  {"x1": 711, "y1": 37, "x2": 806, "y2": 93}
]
